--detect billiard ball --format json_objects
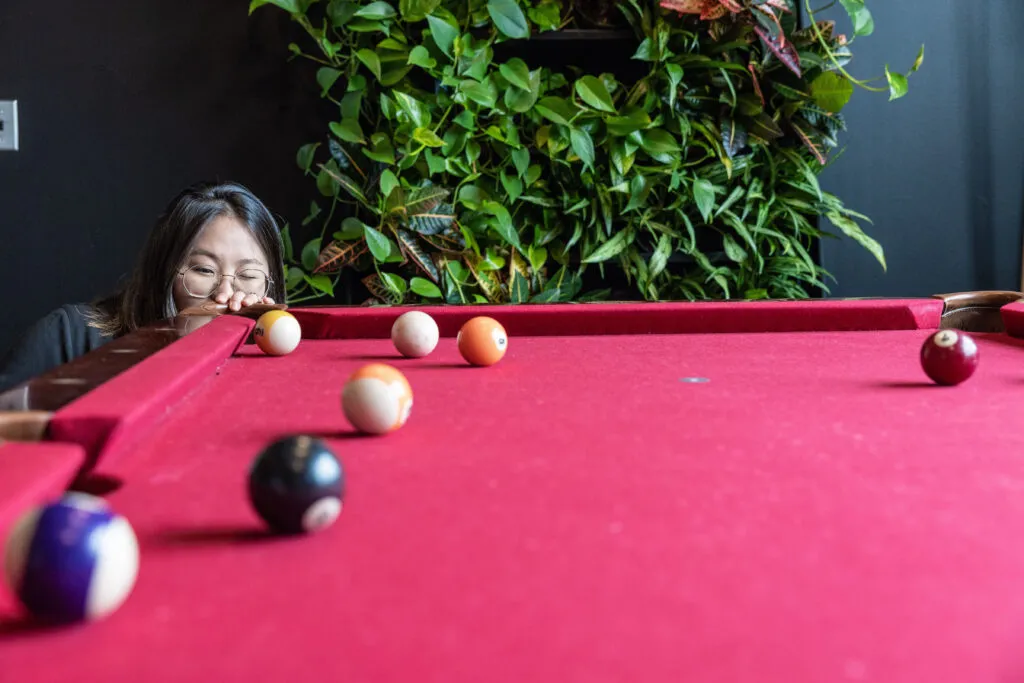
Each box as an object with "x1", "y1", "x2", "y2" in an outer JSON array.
[
  {"x1": 247, "y1": 435, "x2": 345, "y2": 534},
  {"x1": 920, "y1": 329, "x2": 979, "y2": 385},
  {"x1": 254, "y1": 310, "x2": 301, "y2": 356},
  {"x1": 341, "y1": 363, "x2": 413, "y2": 434},
  {"x1": 457, "y1": 316, "x2": 508, "y2": 366},
  {"x1": 3, "y1": 493, "x2": 139, "y2": 623},
  {"x1": 391, "y1": 311, "x2": 439, "y2": 358}
]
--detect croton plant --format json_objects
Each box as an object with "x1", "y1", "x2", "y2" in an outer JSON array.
[{"x1": 250, "y1": 0, "x2": 922, "y2": 304}]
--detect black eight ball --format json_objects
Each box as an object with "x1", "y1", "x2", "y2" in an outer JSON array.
[{"x1": 247, "y1": 435, "x2": 345, "y2": 534}]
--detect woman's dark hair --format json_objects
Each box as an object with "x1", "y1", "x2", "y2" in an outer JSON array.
[{"x1": 90, "y1": 181, "x2": 286, "y2": 337}]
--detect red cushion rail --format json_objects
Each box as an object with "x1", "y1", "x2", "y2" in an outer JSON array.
[
  {"x1": 291, "y1": 299, "x2": 944, "y2": 339},
  {"x1": 0, "y1": 441, "x2": 86, "y2": 535},
  {"x1": 46, "y1": 316, "x2": 254, "y2": 471},
  {"x1": 1002, "y1": 301, "x2": 1024, "y2": 338}
]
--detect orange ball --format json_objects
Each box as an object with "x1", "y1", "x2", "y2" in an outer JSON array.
[
  {"x1": 341, "y1": 363, "x2": 413, "y2": 434},
  {"x1": 457, "y1": 317, "x2": 508, "y2": 367}
]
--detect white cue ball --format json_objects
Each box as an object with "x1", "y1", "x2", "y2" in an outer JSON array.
[{"x1": 391, "y1": 311, "x2": 439, "y2": 358}]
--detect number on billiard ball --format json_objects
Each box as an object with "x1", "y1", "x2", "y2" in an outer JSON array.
[
  {"x1": 920, "y1": 329, "x2": 979, "y2": 385},
  {"x1": 247, "y1": 436, "x2": 345, "y2": 534},
  {"x1": 3, "y1": 493, "x2": 140, "y2": 623}
]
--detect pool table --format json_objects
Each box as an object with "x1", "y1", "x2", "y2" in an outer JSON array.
[{"x1": 4, "y1": 293, "x2": 1024, "y2": 681}]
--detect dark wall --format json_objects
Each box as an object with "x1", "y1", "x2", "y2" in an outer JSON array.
[
  {"x1": 0, "y1": 2, "x2": 320, "y2": 355},
  {"x1": 2, "y1": 2, "x2": 1023, "y2": 356},
  {"x1": 817, "y1": 0, "x2": 1024, "y2": 297}
]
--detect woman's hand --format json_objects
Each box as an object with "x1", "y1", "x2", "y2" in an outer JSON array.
[{"x1": 215, "y1": 291, "x2": 276, "y2": 312}]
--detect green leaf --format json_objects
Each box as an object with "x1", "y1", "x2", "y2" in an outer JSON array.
[
  {"x1": 527, "y1": 2, "x2": 560, "y2": 30},
  {"x1": 285, "y1": 265, "x2": 304, "y2": 289},
  {"x1": 427, "y1": 14, "x2": 457, "y2": 58},
  {"x1": 623, "y1": 174, "x2": 651, "y2": 213},
  {"x1": 640, "y1": 129, "x2": 680, "y2": 157},
  {"x1": 356, "y1": 49, "x2": 382, "y2": 80},
  {"x1": 364, "y1": 225, "x2": 393, "y2": 261},
  {"x1": 487, "y1": 0, "x2": 529, "y2": 39},
  {"x1": 911, "y1": 45, "x2": 925, "y2": 74},
  {"x1": 509, "y1": 271, "x2": 529, "y2": 303},
  {"x1": 410, "y1": 276, "x2": 443, "y2": 298},
  {"x1": 394, "y1": 91, "x2": 430, "y2": 128},
  {"x1": 886, "y1": 65, "x2": 909, "y2": 101},
  {"x1": 413, "y1": 127, "x2": 445, "y2": 147},
  {"x1": 605, "y1": 108, "x2": 651, "y2": 136},
  {"x1": 693, "y1": 178, "x2": 715, "y2": 222},
  {"x1": 363, "y1": 133, "x2": 396, "y2": 164},
  {"x1": 582, "y1": 232, "x2": 628, "y2": 263},
  {"x1": 511, "y1": 147, "x2": 530, "y2": 178},
  {"x1": 460, "y1": 79, "x2": 498, "y2": 108},
  {"x1": 380, "y1": 170, "x2": 399, "y2": 198},
  {"x1": 838, "y1": 0, "x2": 874, "y2": 36},
  {"x1": 827, "y1": 212, "x2": 886, "y2": 270},
  {"x1": 810, "y1": 72, "x2": 854, "y2": 113},
  {"x1": 478, "y1": 248, "x2": 506, "y2": 271},
  {"x1": 408, "y1": 45, "x2": 437, "y2": 69},
  {"x1": 301, "y1": 238, "x2": 322, "y2": 271},
  {"x1": 249, "y1": 0, "x2": 299, "y2": 13},
  {"x1": 648, "y1": 234, "x2": 672, "y2": 279},
  {"x1": 329, "y1": 119, "x2": 364, "y2": 143},
  {"x1": 339, "y1": 217, "x2": 366, "y2": 240},
  {"x1": 296, "y1": 142, "x2": 319, "y2": 172},
  {"x1": 354, "y1": 1, "x2": 396, "y2": 19},
  {"x1": 305, "y1": 274, "x2": 335, "y2": 297},
  {"x1": 482, "y1": 200, "x2": 523, "y2": 251},
  {"x1": 570, "y1": 128, "x2": 595, "y2": 171},
  {"x1": 380, "y1": 272, "x2": 408, "y2": 295},
  {"x1": 499, "y1": 58, "x2": 532, "y2": 90},
  {"x1": 534, "y1": 97, "x2": 575, "y2": 125},
  {"x1": 301, "y1": 201, "x2": 322, "y2": 228},
  {"x1": 500, "y1": 171, "x2": 523, "y2": 202},
  {"x1": 575, "y1": 75, "x2": 616, "y2": 113},
  {"x1": 400, "y1": 0, "x2": 440, "y2": 21},
  {"x1": 316, "y1": 67, "x2": 342, "y2": 96},
  {"x1": 722, "y1": 234, "x2": 748, "y2": 263},
  {"x1": 327, "y1": 0, "x2": 358, "y2": 26}
]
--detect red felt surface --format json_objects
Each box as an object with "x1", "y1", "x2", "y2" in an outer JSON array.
[
  {"x1": 0, "y1": 441, "x2": 86, "y2": 537},
  {"x1": 46, "y1": 316, "x2": 252, "y2": 470},
  {"x1": 294, "y1": 298, "x2": 942, "y2": 339},
  {"x1": 5, "y1": 320, "x2": 1024, "y2": 681}
]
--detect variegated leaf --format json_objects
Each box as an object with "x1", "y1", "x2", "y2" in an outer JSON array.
[
  {"x1": 314, "y1": 240, "x2": 367, "y2": 274},
  {"x1": 396, "y1": 228, "x2": 441, "y2": 282}
]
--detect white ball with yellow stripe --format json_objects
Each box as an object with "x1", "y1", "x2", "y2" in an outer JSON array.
[{"x1": 254, "y1": 310, "x2": 302, "y2": 356}]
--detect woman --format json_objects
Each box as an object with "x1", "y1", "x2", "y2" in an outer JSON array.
[{"x1": 0, "y1": 181, "x2": 286, "y2": 393}]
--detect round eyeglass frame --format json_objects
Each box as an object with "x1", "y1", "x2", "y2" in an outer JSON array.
[{"x1": 177, "y1": 265, "x2": 273, "y2": 299}]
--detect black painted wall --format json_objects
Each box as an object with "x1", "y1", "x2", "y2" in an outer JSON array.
[
  {"x1": 817, "y1": 0, "x2": 1024, "y2": 297},
  {"x1": 2, "y1": 2, "x2": 1022, "y2": 356}
]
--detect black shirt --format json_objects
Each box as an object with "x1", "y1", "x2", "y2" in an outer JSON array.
[{"x1": 0, "y1": 304, "x2": 114, "y2": 393}]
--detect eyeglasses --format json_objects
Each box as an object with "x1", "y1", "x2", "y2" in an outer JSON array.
[{"x1": 178, "y1": 264, "x2": 272, "y2": 299}]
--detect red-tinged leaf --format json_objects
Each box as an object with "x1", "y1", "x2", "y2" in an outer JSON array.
[
  {"x1": 660, "y1": 0, "x2": 705, "y2": 13},
  {"x1": 791, "y1": 119, "x2": 827, "y2": 165},
  {"x1": 314, "y1": 240, "x2": 367, "y2": 274},
  {"x1": 465, "y1": 255, "x2": 504, "y2": 302},
  {"x1": 396, "y1": 228, "x2": 441, "y2": 282},
  {"x1": 748, "y1": 62, "x2": 766, "y2": 107},
  {"x1": 362, "y1": 273, "x2": 403, "y2": 304},
  {"x1": 720, "y1": 0, "x2": 742, "y2": 12},
  {"x1": 701, "y1": 2, "x2": 729, "y2": 20},
  {"x1": 765, "y1": 0, "x2": 791, "y2": 13},
  {"x1": 754, "y1": 25, "x2": 801, "y2": 78}
]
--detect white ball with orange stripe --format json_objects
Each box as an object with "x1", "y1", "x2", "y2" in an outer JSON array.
[
  {"x1": 254, "y1": 310, "x2": 301, "y2": 356},
  {"x1": 341, "y1": 363, "x2": 413, "y2": 435}
]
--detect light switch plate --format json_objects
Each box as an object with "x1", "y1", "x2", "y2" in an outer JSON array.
[{"x1": 0, "y1": 101, "x2": 19, "y2": 151}]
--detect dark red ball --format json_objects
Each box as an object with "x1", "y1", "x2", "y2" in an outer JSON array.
[{"x1": 920, "y1": 329, "x2": 979, "y2": 385}]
